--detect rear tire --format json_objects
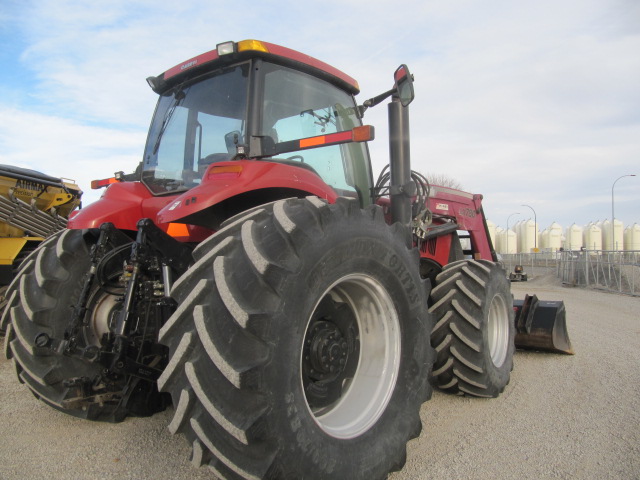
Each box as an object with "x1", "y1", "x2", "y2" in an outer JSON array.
[
  {"x1": 1, "y1": 238, "x2": 54, "y2": 337},
  {"x1": 429, "y1": 259, "x2": 514, "y2": 397},
  {"x1": 158, "y1": 197, "x2": 433, "y2": 479},
  {"x1": 6, "y1": 229, "x2": 163, "y2": 421}
]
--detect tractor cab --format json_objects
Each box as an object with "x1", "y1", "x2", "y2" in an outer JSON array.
[{"x1": 141, "y1": 40, "x2": 374, "y2": 208}]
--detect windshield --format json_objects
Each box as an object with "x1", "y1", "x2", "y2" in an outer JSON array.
[
  {"x1": 142, "y1": 63, "x2": 249, "y2": 194},
  {"x1": 260, "y1": 64, "x2": 372, "y2": 203}
]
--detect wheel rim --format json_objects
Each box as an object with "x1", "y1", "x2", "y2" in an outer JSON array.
[
  {"x1": 82, "y1": 244, "x2": 129, "y2": 347},
  {"x1": 487, "y1": 293, "x2": 509, "y2": 367},
  {"x1": 301, "y1": 274, "x2": 401, "y2": 439},
  {"x1": 84, "y1": 291, "x2": 122, "y2": 346}
]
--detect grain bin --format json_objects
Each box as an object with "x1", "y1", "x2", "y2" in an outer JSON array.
[
  {"x1": 495, "y1": 226, "x2": 504, "y2": 253},
  {"x1": 624, "y1": 223, "x2": 640, "y2": 250},
  {"x1": 486, "y1": 219, "x2": 497, "y2": 250},
  {"x1": 564, "y1": 223, "x2": 583, "y2": 250},
  {"x1": 602, "y1": 218, "x2": 624, "y2": 251},
  {"x1": 503, "y1": 229, "x2": 517, "y2": 254},
  {"x1": 584, "y1": 222, "x2": 602, "y2": 250},
  {"x1": 520, "y1": 219, "x2": 538, "y2": 253},
  {"x1": 547, "y1": 221, "x2": 563, "y2": 251},
  {"x1": 541, "y1": 229, "x2": 549, "y2": 249}
]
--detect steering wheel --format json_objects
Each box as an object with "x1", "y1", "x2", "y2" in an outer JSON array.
[{"x1": 286, "y1": 155, "x2": 305, "y2": 163}]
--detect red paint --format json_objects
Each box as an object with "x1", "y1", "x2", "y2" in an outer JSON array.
[
  {"x1": 261, "y1": 42, "x2": 359, "y2": 93},
  {"x1": 164, "y1": 50, "x2": 220, "y2": 80},
  {"x1": 68, "y1": 182, "x2": 213, "y2": 242},
  {"x1": 159, "y1": 40, "x2": 359, "y2": 94},
  {"x1": 377, "y1": 184, "x2": 494, "y2": 269},
  {"x1": 420, "y1": 234, "x2": 453, "y2": 267},
  {"x1": 158, "y1": 160, "x2": 338, "y2": 224}
]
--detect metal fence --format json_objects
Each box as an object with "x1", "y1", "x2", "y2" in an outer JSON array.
[
  {"x1": 501, "y1": 250, "x2": 640, "y2": 296},
  {"x1": 556, "y1": 250, "x2": 640, "y2": 296}
]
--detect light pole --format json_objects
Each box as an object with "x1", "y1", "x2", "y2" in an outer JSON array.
[
  {"x1": 611, "y1": 174, "x2": 636, "y2": 251},
  {"x1": 506, "y1": 212, "x2": 520, "y2": 255},
  {"x1": 521, "y1": 204, "x2": 537, "y2": 252}
]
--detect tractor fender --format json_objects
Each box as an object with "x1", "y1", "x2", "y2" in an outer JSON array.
[
  {"x1": 157, "y1": 160, "x2": 338, "y2": 225},
  {"x1": 68, "y1": 182, "x2": 177, "y2": 231}
]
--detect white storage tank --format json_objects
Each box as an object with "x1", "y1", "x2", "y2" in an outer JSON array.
[
  {"x1": 584, "y1": 222, "x2": 602, "y2": 250},
  {"x1": 601, "y1": 220, "x2": 610, "y2": 250},
  {"x1": 513, "y1": 221, "x2": 522, "y2": 253},
  {"x1": 540, "y1": 229, "x2": 549, "y2": 250},
  {"x1": 516, "y1": 220, "x2": 527, "y2": 253},
  {"x1": 613, "y1": 219, "x2": 624, "y2": 251},
  {"x1": 520, "y1": 219, "x2": 538, "y2": 253},
  {"x1": 602, "y1": 219, "x2": 624, "y2": 251},
  {"x1": 548, "y1": 222, "x2": 563, "y2": 251},
  {"x1": 565, "y1": 223, "x2": 583, "y2": 250},
  {"x1": 502, "y1": 229, "x2": 517, "y2": 254},
  {"x1": 495, "y1": 227, "x2": 504, "y2": 253},
  {"x1": 495, "y1": 229, "x2": 503, "y2": 254},
  {"x1": 486, "y1": 219, "x2": 497, "y2": 250},
  {"x1": 624, "y1": 223, "x2": 640, "y2": 250}
]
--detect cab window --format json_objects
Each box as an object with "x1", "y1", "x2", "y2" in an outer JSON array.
[{"x1": 260, "y1": 64, "x2": 372, "y2": 202}]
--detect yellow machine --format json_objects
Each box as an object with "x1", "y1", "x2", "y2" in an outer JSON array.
[{"x1": 0, "y1": 165, "x2": 82, "y2": 316}]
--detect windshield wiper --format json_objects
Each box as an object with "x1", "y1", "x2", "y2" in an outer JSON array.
[
  {"x1": 300, "y1": 108, "x2": 336, "y2": 132},
  {"x1": 152, "y1": 88, "x2": 186, "y2": 155}
]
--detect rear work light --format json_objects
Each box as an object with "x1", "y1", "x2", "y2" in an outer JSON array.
[{"x1": 216, "y1": 41, "x2": 236, "y2": 56}]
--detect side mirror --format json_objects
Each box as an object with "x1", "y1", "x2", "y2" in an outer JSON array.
[
  {"x1": 358, "y1": 64, "x2": 415, "y2": 115},
  {"x1": 224, "y1": 130, "x2": 242, "y2": 153},
  {"x1": 394, "y1": 65, "x2": 414, "y2": 107}
]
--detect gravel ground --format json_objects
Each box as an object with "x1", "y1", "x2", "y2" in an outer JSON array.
[{"x1": 1, "y1": 275, "x2": 639, "y2": 479}]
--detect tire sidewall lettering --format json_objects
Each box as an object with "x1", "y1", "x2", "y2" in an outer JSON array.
[{"x1": 305, "y1": 238, "x2": 421, "y2": 310}]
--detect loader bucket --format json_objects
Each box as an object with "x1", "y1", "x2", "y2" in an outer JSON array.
[{"x1": 513, "y1": 294, "x2": 574, "y2": 355}]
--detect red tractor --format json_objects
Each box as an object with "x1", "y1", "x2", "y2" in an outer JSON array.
[{"x1": 2, "y1": 40, "x2": 570, "y2": 479}]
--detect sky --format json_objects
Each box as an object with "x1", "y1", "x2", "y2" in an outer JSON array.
[{"x1": 1, "y1": 0, "x2": 639, "y2": 233}]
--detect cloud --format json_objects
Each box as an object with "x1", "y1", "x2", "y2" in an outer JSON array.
[{"x1": 0, "y1": 107, "x2": 144, "y2": 205}]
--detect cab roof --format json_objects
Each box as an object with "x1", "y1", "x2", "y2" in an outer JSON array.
[{"x1": 146, "y1": 39, "x2": 360, "y2": 96}]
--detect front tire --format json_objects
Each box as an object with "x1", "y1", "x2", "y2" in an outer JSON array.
[
  {"x1": 158, "y1": 197, "x2": 433, "y2": 479},
  {"x1": 429, "y1": 259, "x2": 515, "y2": 397}
]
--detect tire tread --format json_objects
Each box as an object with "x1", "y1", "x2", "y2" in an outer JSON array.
[{"x1": 429, "y1": 259, "x2": 514, "y2": 397}]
